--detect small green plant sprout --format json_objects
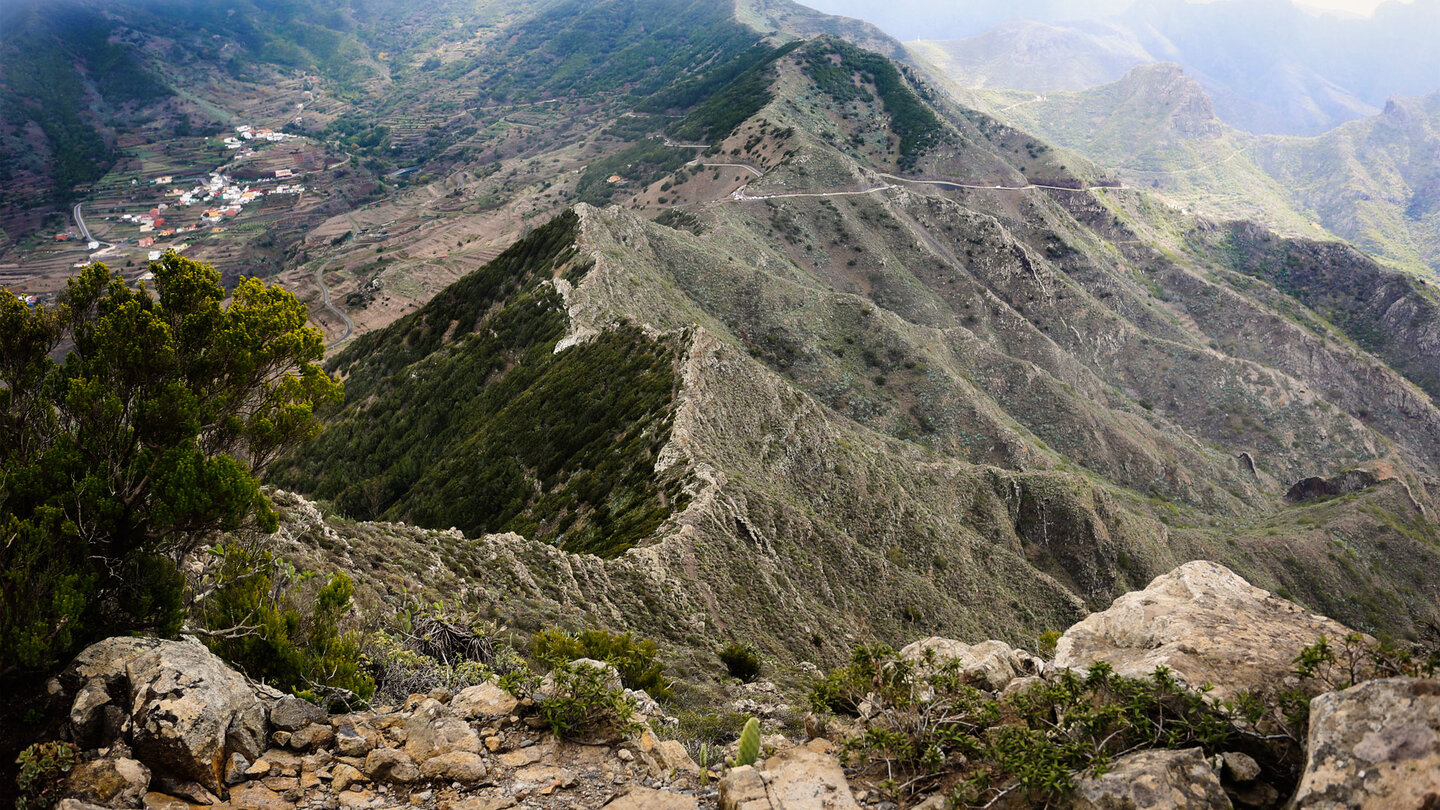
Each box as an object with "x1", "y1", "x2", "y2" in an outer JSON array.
[
  {"x1": 1037, "y1": 630, "x2": 1061, "y2": 659},
  {"x1": 15, "y1": 741, "x2": 77, "y2": 810},
  {"x1": 731, "y1": 716, "x2": 761, "y2": 768}
]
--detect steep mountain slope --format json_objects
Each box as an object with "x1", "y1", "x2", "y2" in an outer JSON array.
[
  {"x1": 275, "y1": 33, "x2": 1440, "y2": 666},
  {"x1": 980, "y1": 64, "x2": 1440, "y2": 279}
]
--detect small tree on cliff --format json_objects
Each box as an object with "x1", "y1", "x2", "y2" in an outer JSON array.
[{"x1": 0, "y1": 254, "x2": 342, "y2": 676}]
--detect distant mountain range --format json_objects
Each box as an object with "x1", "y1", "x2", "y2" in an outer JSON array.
[
  {"x1": 907, "y1": 0, "x2": 1440, "y2": 136},
  {"x1": 966, "y1": 62, "x2": 1440, "y2": 278}
]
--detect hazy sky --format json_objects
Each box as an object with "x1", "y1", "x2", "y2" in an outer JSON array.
[{"x1": 799, "y1": 0, "x2": 1418, "y2": 40}]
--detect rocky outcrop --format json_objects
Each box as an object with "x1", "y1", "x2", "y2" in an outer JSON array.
[
  {"x1": 59, "y1": 637, "x2": 269, "y2": 794},
  {"x1": 52, "y1": 637, "x2": 726, "y2": 810},
  {"x1": 1284, "y1": 467, "x2": 1388, "y2": 503},
  {"x1": 1070, "y1": 748, "x2": 1232, "y2": 810},
  {"x1": 719, "y1": 743, "x2": 860, "y2": 810},
  {"x1": 1053, "y1": 561, "x2": 1355, "y2": 700},
  {"x1": 898, "y1": 637, "x2": 1044, "y2": 691},
  {"x1": 1291, "y1": 677, "x2": 1440, "y2": 809}
]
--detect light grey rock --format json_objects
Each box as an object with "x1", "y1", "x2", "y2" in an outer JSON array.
[
  {"x1": 66, "y1": 756, "x2": 150, "y2": 808},
  {"x1": 364, "y1": 747, "x2": 420, "y2": 783},
  {"x1": 1219, "y1": 751, "x2": 1260, "y2": 783},
  {"x1": 898, "y1": 637, "x2": 1044, "y2": 692},
  {"x1": 269, "y1": 697, "x2": 326, "y2": 732},
  {"x1": 1054, "y1": 561, "x2": 1355, "y2": 701},
  {"x1": 1291, "y1": 677, "x2": 1440, "y2": 809},
  {"x1": 450, "y1": 682, "x2": 519, "y2": 720},
  {"x1": 402, "y1": 699, "x2": 481, "y2": 763},
  {"x1": 418, "y1": 751, "x2": 488, "y2": 782},
  {"x1": 1071, "y1": 748, "x2": 1231, "y2": 810},
  {"x1": 718, "y1": 744, "x2": 860, "y2": 810}
]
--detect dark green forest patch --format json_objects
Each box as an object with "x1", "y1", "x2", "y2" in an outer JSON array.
[{"x1": 275, "y1": 211, "x2": 685, "y2": 559}]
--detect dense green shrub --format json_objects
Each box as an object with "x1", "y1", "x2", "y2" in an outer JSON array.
[
  {"x1": 0, "y1": 257, "x2": 338, "y2": 677},
  {"x1": 197, "y1": 544, "x2": 373, "y2": 708},
  {"x1": 535, "y1": 661, "x2": 640, "y2": 741},
  {"x1": 718, "y1": 642, "x2": 762, "y2": 683},
  {"x1": 533, "y1": 627, "x2": 670, "y2": 699},
  {"x1": 14, "y1": 741, "x2": 76, "y2": 810},
  {"x1": 811, "y1": 645, "x2": 1300, "y2": 807}
]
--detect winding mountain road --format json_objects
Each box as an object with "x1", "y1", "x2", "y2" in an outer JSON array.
[
  {"x1": 730, "y1": 172, "x2": 1127, "y2": 202},
  {"x1": 314, "y1": 255, "x2": 355, "y2": 349}
]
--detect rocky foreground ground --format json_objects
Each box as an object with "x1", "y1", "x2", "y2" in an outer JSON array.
[{"x1": 42, "y1": 562, "x2": 1440, "y2": 810}]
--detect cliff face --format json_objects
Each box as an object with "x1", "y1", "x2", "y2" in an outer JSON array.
[{"x1": 273, "y1": 37, "x2": 1440, "y2": 662}]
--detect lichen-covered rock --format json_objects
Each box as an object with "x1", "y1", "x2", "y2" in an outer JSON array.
[
  {"x1": 65, "y1": 756, "x2": 150, "y2": 808},
  {"x1": 364, "y1": 747, "x2": 420, "y2": 782},
  {"x1": 287, "y1": 722, "x2": 333, "y2": 751},
  {"x1": 268, "y1": 697, "x2": 326, "y2": 732},
  {"x1": 1070, "y1": 748, "x2": 1232, "y2": 810},
  {"x1": 1054, "y1": 561, "x2": 1354, "y2": 700},
  {"x1": 451, "y1": 682, "x2": 519, "y2": 720},
  {"x1": 333, "y1": 724, "x2": 372, "y2": 757},
  {"x1": 1291, "y1": 677, "x2": 1440, "y2": 809},
  {"x1": 403, "y1": 699, "x2": 481, "y2": 763},
  {"x1": 898, "y1": 637, "x2": 1043, "y2": 692},
  {"x1": 61, "y1": 638, "x2": 268, "y2": 794},
  {"x1": 63, "y1": 638, "x2": 166, "y2": 749}
]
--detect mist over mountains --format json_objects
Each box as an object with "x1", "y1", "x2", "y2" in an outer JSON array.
[{"x1": 867, "y1": 0, "x2": 1440, "y2": 135}]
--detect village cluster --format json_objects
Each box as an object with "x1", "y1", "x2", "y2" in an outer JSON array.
[{"x1": 222, "y1": 124, "x2": 298, "y2": 150}]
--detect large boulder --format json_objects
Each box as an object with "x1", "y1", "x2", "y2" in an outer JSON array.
[
  {"x1": 450, "y1": 681, "x2": 519, "y2": 720},
  {"x1": 403, "y1": 699, "x2": 481, "y2": 763},
  {"x1": 1070, "y1": 748, "x2": 1231, "y2": 810},
  {"x1": 65, "y1": 756, "x2": 151, "y2": 808},
  {"x1": 719, "y1": 744, "x2": 860, "y2": 810},
  {"x1": 61, "y1": 638, "x2": 268, "y2": 794},
  {"x1": 1290, "y1": 677, "x2": 1440, "y2": 809},
  {"x1": 898, "y1": 637, "x2": 1043, "y2": 692},
  {"x1": 1054, "y1": 561, "x2": 1354, "y2": 700}
]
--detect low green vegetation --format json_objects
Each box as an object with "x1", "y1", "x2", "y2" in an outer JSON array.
[
  {"x1": 484, "y1": 0, "x2": 763, "y2": 103},
  {"x1": 666, "y1": 41, "x2": 803, "y2": 145},
  {"x1": 13, "y1": 741, "x2": 76, "y2": 810},
  {"x1": 197, "y1": 545, "x2": 374, "y2": 708},
  {"x1": 810, "y1": 645, "x2": 1303, "y2": 806},
  {"x1": 533, "y1": 627, "x2": 670, "y2": 699},
  {"x1": 532, "y1": 660, "x2": 641, "y2": 741},
  {"x1": 575, "y1": 139, "x2": 691, "y2": 206},
  {"x1": 799, "y1": 39, "x2": 946, "y2": 171},
  {"x1": 277, "y1": 212, "x2": 685, "y2": 559}
]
